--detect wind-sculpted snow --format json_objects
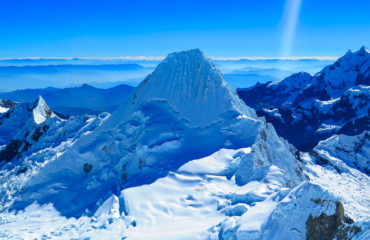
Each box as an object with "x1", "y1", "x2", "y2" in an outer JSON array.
[
  {"x1": 120, "y1": 148, "x2": 291, "y2": 240},
  {"x1": 0, "y1": 148, "x2": 292, "y2": 239},
  {"x1": 0, "y1": 49, "x2": 368, "y2": 239},
  {"x1": 1, "y1": 146, "x2": 368, "y2": 239},
  {"x1": 131, "y1": 49, "x2": 257, "y2": 127},
  {"x1": 10, "y1": 49, "x2": 304, "y2": 218},
  {"x1": 0, "y1": 148, "x2": 301, "y2": 239}
]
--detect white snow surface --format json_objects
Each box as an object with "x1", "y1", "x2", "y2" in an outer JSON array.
[
  {"x1": 1, "y1": 146, "x2": 368, "y2": 239},
  {"x1": 0, "y1": 106, "x2": 9, "y2": 113},
  {"x1": 131, "y1": 49, "x2": 257, "y2": 127},
  {"x1": 32, "y1": 96, "x2": 57, "y2": 124},
  {"x1": 0, "y1": 96, "x2": 57, "y2": 146},
  {"x1": 317, "y1": 46, "x2": 370, "y2": 98},
  {"x1": 314, "y1": 131, "x2": 369, "y2": 174},
  {"x1": 12, "y1": 49, "x2": 304, "y2": 218},
  {"x1": 0, "y1": 49, "x2": 369, "y2": 239}
]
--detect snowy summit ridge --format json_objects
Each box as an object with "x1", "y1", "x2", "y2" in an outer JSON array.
[{"x1": 131, "y1": 48, "x2": 256, "y2": 127}]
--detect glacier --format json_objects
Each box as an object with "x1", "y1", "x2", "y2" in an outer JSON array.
[{"x1": 0, "y1": 48, "x2": 368, "y2": 239}]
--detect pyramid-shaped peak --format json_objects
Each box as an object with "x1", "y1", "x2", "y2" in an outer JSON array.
[
  {"x1": 357, "y1": 45, "x2": 369, "y2": 54},
  {"x1": 32, "y1": 95, "x2": 56, "y2": 124},
  {"x1": 129, "y1": 49, "x2": 256, "y2": 127}
]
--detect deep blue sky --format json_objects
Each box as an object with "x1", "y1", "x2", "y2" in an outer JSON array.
[{"x1": 0, "y1": 0, "x2": 369, "y2": 57}]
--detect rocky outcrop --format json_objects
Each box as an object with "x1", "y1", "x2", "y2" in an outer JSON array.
[{"x1": 306, "y1": 201, "x2": 361, "y2": 240}]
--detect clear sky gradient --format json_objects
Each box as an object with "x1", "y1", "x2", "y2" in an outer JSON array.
[{"x1": 1, "y1": 0, "x2": 369, "y2": 57}]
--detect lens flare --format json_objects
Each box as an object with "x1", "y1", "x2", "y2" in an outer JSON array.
[{"x1": 281, "y1": 0, "x2": 303, "y2": 57}]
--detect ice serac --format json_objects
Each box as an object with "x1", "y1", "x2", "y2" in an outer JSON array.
[{"x1": 13, "y1": 49, "x2": 304, "y2": 217}]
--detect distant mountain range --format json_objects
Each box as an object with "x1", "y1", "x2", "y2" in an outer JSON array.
[
  {"x1": 0, "y1": 63, "x2": 153, "y2": 92},
  {"x1": 0, "y1": 58, "x2": 161, "y2": 66},
  {"x1": 0, "y1": 56, "x2": 334, "y2": 92},
  {"x1": 223, "y1": 67, "x2": 295, "y2": 88},
  {"x1": 0, "y1": 84, "x2": 134, "y2": 116},
  {"x1": 0, "y1": 63, "x2": 145, "y2": 73},
  {"x1": 237, "y1": 46, "x2": 370, "y2": 151}
]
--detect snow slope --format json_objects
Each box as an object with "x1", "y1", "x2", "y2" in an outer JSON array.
[
  {"x1": 313, "y1": 131, "x2": 369, "y2": 174},
  {"x1": 0, "y1": 97, "x2": 110, "y2": 212},
  {"x1": 1, "y1": 145, "x2": 368, "y2": 239},
  {"x1": 0, "y1": 96, "x2": 55, "y2": 147},
  {"x1": 0, "y1": 49, "x2": 368, "y2": 239},
  {"x1": 0, "y1": 96, "x2": 109, "y2": 164},
  {"x1": 10, "y1": 49, "x2": 304, "y2": 218}
]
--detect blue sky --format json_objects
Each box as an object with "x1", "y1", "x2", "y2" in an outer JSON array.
[{"x1": 0, "y1": 0, "x2": 369, "y2": 57}]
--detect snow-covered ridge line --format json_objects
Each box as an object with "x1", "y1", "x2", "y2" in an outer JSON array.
[
  {"x1": 0, "y1": 48, "x2": 368, "y2": 239},
  {"x1": 9, "y1": 49, "x2": 304, "y2": 219},
  {"x1": 237, "y1": 45, "x2": 370, "y2": 151}
]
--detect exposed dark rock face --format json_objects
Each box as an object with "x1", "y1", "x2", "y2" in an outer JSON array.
[
  {"x1": 0, "y1": 99, "x2": 18, "y2": 109},
  {"x1": 0, "y1": 140, "x2": 23, "y2": 162},
  {"x1": 83, "y1": 163, "x2": 93, "y2": 175},
  {"x1": 31, "y1": 124, "x2": 49, "y2": 142},
  {"x1": 306, "y1": 201, "x2": 361, "y2": 240}
]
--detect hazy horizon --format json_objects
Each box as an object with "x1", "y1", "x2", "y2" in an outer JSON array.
[
  {"x1": 0, "y1": 55, "x2": 337, "y2": 92},
  {"x1": 1, "y1": 0, "x2": 369, "y2": 58}
]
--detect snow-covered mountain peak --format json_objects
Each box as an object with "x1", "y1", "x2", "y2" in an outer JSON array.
[
  {"x1": 272, "y1": 71, "x2": 312, "y2": 90},
  {"x1": 309, "y1": 46, "x2": 370, "y2": 98},
  {"x1": 346, "y1": 45, "x2": 369, "y2": 56},
  {"x1": 358, "y1": 45, "x2": 369, "y2": 54},
  {"x1": 32, "y1": 96, "x2": 57, "y2": 124},
  {"x1": 0, "y1": 97, "x2": 55, "y2": 146},
  {"x1": 9, "y1": 49, "x2": 310, "y2": 218},
  {"x1": 130, "y1": 49, "x2": 255, "y2": 127},
  {"x1": 341, "y1": 45, "x2": 369, "y2": 62}
]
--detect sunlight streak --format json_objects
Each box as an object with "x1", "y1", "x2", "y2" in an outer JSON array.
[{"x1": 280, "y1": 0, "x2": 303, "y2": 57}]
